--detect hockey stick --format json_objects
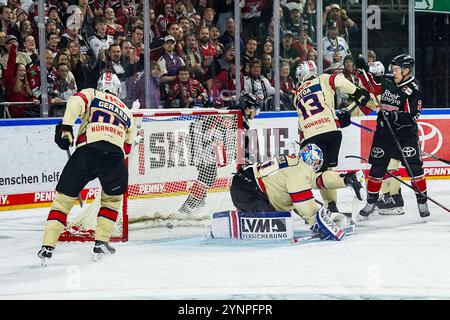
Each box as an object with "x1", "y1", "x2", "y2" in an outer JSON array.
[
  {"x1": 66, "y1": 149, "x2": 83, "y2": 207},
  {"x1": 359, "y1": 69, "x2": 425, "y2": 198},
  {"x1": 346, "y1": 155, "x2": 450, "y2": 213},
  {"x1": 350, "y1": 121, "x2": 450, "y2": 165}
]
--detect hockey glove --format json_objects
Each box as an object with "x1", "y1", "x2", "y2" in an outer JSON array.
[
  {"x1": 55, "y1": 124, "x2": 74, "y2": 150},
  {"x1": 349, "y1": 87, "x2": 371, "y2": 107},
  {"x1": 355, "y1": 56, "x2": 369, "y2": 72},
  {"x1": 383, "y1": 111, "x2": 414, "y2": 130},
  {"x1": 336, "y1": 110, "x2": 351, "y2": 128}
]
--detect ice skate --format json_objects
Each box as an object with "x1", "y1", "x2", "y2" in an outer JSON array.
[
  {"x1": 92, "y1": 241, "x2": 116, "y2": 262},
  {"x1": 342, "y1": 170, "x2": 364, "y2": 201},
  {"x1": 359, "y1": 202, "x2": 376, "y2": 217},
  {"x1": 327, "y1": 201, "x2": 339, "y2": 213},
  {"x1": 418, "y1": 202, "x2": 430, "y2": 218},
  {"x1": 377, "y1": 191, "x2": 405, "y2": 215},
  {"x1": 37, "y1": 246, "x2": 54, "y2": 266},
  {"x1": 178, "y1": 195, "x2": 206, "y2": 215}
]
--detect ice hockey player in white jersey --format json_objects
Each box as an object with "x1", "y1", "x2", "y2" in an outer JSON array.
[
  {"x1": 230, "y1": 144, "x2": 353, "y2": 240},
  {"x1": 294, "y1": 60, "x2": 370, "y2": 213},
  {"x1": 38, "y1": 72, "x2": 136, "y2": 265}
]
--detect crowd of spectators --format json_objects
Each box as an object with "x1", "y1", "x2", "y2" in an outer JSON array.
[{"x1": 0, "y1": 0, "x2": 383, "y2": 118}]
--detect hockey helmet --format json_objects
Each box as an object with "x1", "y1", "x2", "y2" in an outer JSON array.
[
  {"x1": 238, "y1": 92, "x2": 259, "y2": 110},
  {"x1": 300, "y1": 143, "x2": 324, "y2": 172},
  {"x1": 97, "y1": 71, "x2": 121, "y2": 96},
  {"x1": 391, "y1": 54, "x2": 415, "y2": 70},
  {"x1": 369, "y1": 61, "x2": 385, "y2": 76},
  {"x1": 296, "y1": 60, "x2": 317, "y2": 84}
]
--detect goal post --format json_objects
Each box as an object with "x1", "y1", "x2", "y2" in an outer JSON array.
[{"x1": 59, "y1": 108, "x2": 244, "y2": 242}]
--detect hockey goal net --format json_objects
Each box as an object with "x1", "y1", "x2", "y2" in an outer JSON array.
[{"x1": 59, "y1": 109, "x2": 243, "y2": 241}]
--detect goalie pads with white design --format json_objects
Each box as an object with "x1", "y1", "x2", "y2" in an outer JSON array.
[{"x1": 311, "y1": 206, "x2": 347, "y2": 240}]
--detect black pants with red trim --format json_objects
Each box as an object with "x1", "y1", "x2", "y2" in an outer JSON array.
[
  {"x1": 230, "y1": 167, "x2": 274, "y2": 212},
  {"x1": 56, "y1": 143, "x2": 128, "y2": 197},
  {"x1": 301, "y1": 130, "x2": 342, "y2": 171}
]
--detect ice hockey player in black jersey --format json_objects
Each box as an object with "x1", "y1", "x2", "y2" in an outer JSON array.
[{"x1": 356, "y1": 54, "x2": 430, "y2": 218}]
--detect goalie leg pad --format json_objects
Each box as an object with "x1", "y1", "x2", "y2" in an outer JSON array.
[{"x1": 211, "y1": 211, "x2": 294, "y2": 240}]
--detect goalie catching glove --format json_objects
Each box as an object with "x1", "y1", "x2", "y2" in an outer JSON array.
[
  {"x1": 55, "y1": 124, "x2": 74, "y2": 150},
  {"x1": 311, "y1": 206, "x2": 347, "y2": 240}
]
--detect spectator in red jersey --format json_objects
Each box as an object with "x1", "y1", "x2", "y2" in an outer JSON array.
[
  {"x1": 197, "y1": 26, "x2": 217, "y2": 83},
  {"x1": 4, "y1": 43, "x2": 39, "y2": 117},
  {"x1": 292, "y1": 27, "x2": 314, "y2": 61},
  {"x1": 157, "y1": 2, "x2": 176, "y2": 33},
  {"x1": 210, "y1": 57, "x2": 244, "y2": 109},
  {"x1": 104, "y1": 7, "x2": 124, "y2": 36},
  {"x1": 112, "y1": 0, "x2": 137, "y2": 26},
  {"x1": 168, "y1": 65, "x2": 208, "y2": 108},
  {"x1": 241, "y1": 0, "x2": 265, "y2": 40},
  {"x1": 279, "y1": 61, "x2": 296, "y2": 99}
]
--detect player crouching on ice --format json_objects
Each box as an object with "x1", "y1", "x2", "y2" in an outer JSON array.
[
  {"x1": 225, "y1": 144, "x2": 359, "y2": 241},
  {"x1": 38, "y1": 72, "x2": 136, "y2": 265}
]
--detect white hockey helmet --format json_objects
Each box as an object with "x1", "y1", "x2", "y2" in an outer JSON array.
[
  {"x1": 369, "y1": 61, "x2": 385, "y2": 77},
  {"x1": 97, "y1": 71, "x2": 121, "y2": 96},
  {"x1": 300, "y1": 143, "x2": 324, "y2": 172},
  {"x1": 296, "y1": 60, "x2": 318, "y2": 84}
]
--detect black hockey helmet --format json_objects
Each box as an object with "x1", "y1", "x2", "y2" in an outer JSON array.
[
  {"x1": 391, "y1": 54, "x2": 415, "y2": 70},
  {"x1": 237, "y1": 92, "x2": 259, "y2": 110}
]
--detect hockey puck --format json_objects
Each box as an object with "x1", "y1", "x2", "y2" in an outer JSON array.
[{"x1": 166, "y1": 222, "x2": 174, "y2": 229}]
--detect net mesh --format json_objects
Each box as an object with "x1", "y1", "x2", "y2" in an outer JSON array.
[{"x1": 59, "y1": 109, "x2": 242, "y2": 241}]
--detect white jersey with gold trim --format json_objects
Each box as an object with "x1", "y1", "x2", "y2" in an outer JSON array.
[
  {"x1": 294, "y1": 73, "x2": 359, "y2": 140},
  {"x1": 62, "y1": 88, "x2": 136, "y2": 156}
]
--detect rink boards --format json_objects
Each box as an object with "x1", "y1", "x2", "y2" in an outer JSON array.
[{"x1": 1, "y1": 110, "x2": 450, "y2": 210}]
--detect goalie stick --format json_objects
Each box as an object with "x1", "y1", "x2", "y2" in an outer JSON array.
[
  {"x1": 346, "y1": 155, "x2": 450, "y2": 213},
  {"x1": 350, "y1": 121, "x2": 450, "y2": 166}
]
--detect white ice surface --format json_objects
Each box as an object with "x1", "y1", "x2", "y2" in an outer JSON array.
[{"x1": 1, "y1": 180, "x2": 450, "y2": 300}]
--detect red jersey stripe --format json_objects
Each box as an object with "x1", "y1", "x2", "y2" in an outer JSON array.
[
  {"x1": 290, "y1": 189, "x2": 314, "y2": 203},
  {"x1": 98, "y1": 207, "x2": 119, "y2": 222},
  {"x1": 73, "y1": 92, "x2": 89, "y2": 112},
  {"x1": 47, "y1": 210, "x2": 67, "y2": 226}
]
